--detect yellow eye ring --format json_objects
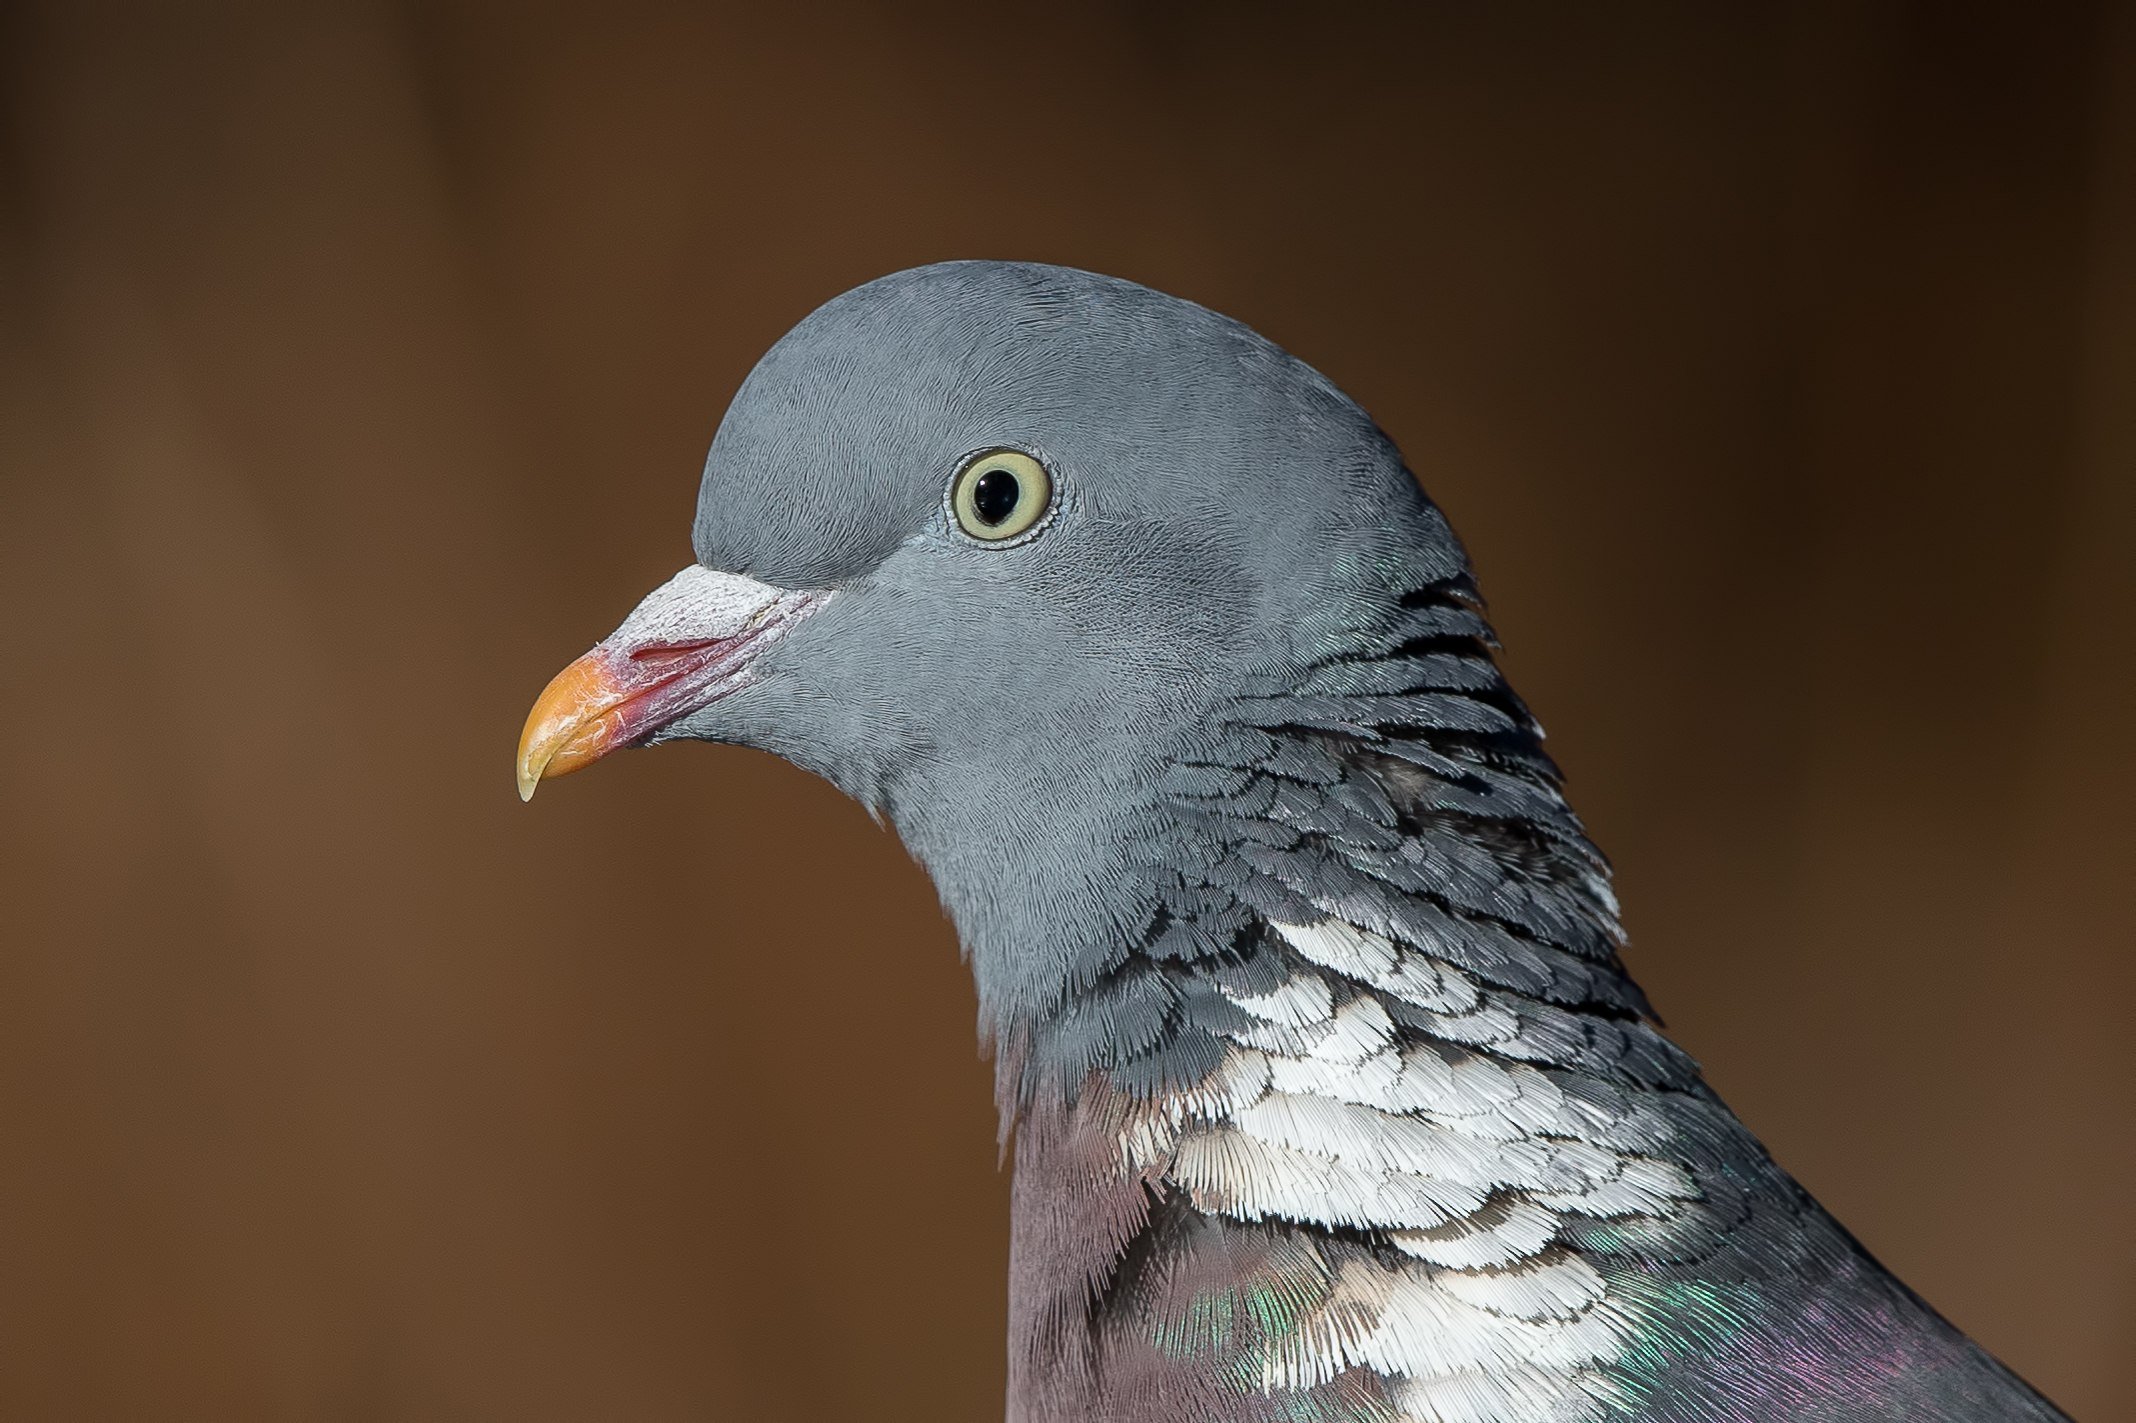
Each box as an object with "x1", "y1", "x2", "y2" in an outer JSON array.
[{"x1": 949, "y1": 449, "x2": 1052, "y2": 543}]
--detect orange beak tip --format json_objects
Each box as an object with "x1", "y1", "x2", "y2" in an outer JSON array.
[{"x1": 516, "y1": 651, "x2": 624, "y2": 804}]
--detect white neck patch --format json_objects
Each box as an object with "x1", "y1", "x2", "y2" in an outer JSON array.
[{"x1": 1106, "y1": 916, "x2": 1701, "y2": 1423}]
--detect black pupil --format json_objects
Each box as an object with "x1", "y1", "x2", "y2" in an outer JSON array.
[{"x1": 971, "y1": 468, "x2": 1022, "y2": 527}]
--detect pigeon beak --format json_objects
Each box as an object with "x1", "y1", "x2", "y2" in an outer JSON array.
[{"x1": 516, "y1": 565, "x2": 831, "y2": 801}]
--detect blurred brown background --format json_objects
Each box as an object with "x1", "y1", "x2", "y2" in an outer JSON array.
[{"x1": 3, "y1": 1, "x2": 2132, "y2": 1418}]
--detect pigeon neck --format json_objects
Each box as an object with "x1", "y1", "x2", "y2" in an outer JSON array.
[
  {"x1": 987, "y1": 567, "x2": 1655, "y2": 1109},
  {"x1": 983, "y1": 569, "x2": 1716, "y2": 1420}
]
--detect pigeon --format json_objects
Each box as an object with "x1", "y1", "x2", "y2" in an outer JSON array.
[{"x1": 516, "y1": 262, "x2": 2068, "y2": 1423}]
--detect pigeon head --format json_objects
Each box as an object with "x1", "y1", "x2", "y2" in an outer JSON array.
[{"x1": 518, "y1": 261, "x2": 1470, "y2": 1036}]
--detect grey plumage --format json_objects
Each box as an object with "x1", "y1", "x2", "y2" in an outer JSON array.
[{"x1": 519, "y1": 261, "x2": 2069, "y2": 1422}]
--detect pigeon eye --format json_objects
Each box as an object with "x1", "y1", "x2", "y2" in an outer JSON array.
[{"x1": 950, "y1": 449, "x2": 1052, "y2": 542}]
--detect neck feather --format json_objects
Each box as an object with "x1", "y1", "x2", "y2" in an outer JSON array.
[{"x1": 980, "y1": 569, "x2": 1958, "y2": 1423}]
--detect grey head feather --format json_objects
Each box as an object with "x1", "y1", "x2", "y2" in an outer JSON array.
[
  {"x1": 631, "y1": 261, "x2": 2067, "y2": 1423},
  {"x1": 675, "y1": 261, "x2": 1469, "y2": 1051}
]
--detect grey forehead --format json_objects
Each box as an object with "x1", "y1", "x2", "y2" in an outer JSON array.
[{"x1": 689, "y1": 262, "x2": 1361, "y2": 587}]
